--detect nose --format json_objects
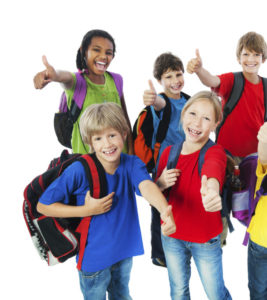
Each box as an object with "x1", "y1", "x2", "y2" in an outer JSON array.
[{"x1": 193, "y1": 117, "x2": 201, "y2": 127}]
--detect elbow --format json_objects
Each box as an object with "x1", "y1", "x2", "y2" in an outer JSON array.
[{"x1": 37, "y1": 202, "x2": 48, "y2": 215}]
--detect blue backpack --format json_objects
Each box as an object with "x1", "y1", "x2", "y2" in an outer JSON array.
[
  {"x1": 167, "y1": 139, "x2": 234, "y2": 233},
  {"x1": 231, "y1": 153, "x2": 267, "y2": 245}
]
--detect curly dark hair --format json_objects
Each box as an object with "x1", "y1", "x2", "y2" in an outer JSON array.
[
  {"x1": 76, "y1": 29, "x2": 116, "y2": 71},
  {"x1": 153, "y1": 52, "x2": 184, "y2": 80}
]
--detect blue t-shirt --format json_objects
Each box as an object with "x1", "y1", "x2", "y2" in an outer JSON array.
[
  {"x1": 39, "y1": 154, "x2": 151, "y2": 272},
  {"x1": 151, "y1": 94, "x2": 187, "y2": 169}
]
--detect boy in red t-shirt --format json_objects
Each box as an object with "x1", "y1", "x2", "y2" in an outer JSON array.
[
  {"x1": 156, "y1": 91, "x2": 231, "y2": 299},
  {"x1": 187, "y1": 32, "x2": 267, "y2": 159}
]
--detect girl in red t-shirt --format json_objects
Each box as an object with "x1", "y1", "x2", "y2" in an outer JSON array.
[{"x1": 156, "y1": 91, "x2": 232, "y2": 300}]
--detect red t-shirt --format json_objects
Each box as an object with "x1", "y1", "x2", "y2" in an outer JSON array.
[
  {"x1": 156, "y1": 144, "x2": 226, "y2": 243},
  {"x1": 214, "y1": 72, "x2": 265, "y2": 157}
]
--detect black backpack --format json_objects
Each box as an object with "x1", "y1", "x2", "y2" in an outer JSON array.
[
  {"x1": 23, "y1": 150, "x2": 107, "y2": 268},
  {"x1": 216, "y1": 72, "x2": 267, "y2": 140},
  {"x1": 132, "y1": 92, "x2": 190, "y2": 173}
]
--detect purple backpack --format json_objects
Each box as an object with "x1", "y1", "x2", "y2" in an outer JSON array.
[
  {"x1": 232, "y1": 154, "x2": 267, "y2": 245},
  {"x1": 54, "y1": 71, "x2": 123, "y2": 148}
]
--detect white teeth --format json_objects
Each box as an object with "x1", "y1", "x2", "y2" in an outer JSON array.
[
  {"x1": 96, "y1": 61, "x2": 106, "y2": 65},
  {"x1": 103, "y1": 149, "x2": 115, "y2": 154},
  {"x1": 189, "y1": 128, "x2": 201, "y2": 135}
]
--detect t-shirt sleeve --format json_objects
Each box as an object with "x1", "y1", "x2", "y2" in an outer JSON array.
[
  {"x1": 201, "y1": 144, "x2": 227, "y2": 190},
  {"x1": 131, "y1": 156, "x2": 152, "y2": 196},
  {"x1": 38, "y1": 161, "x2": 89, "y2": 205},
  {"x1": 212, "y1": 72, "x2": 235, "y2": 106}
]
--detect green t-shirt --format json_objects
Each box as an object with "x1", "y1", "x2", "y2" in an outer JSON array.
[{"x1": 65, "y1": 72, "x2": 121, "y2": 154}]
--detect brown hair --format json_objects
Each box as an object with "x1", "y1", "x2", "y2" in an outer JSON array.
[
  {"x1": 236, "y1": 31, "x2": 267, "y2": 60},
  {"x1": 153, "y1": 52, "x2": 184, "y2": 80}
]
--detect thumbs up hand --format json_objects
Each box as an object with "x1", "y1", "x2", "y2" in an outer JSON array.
[
  {"x1": 143, "y1": 79, "x2": 158, "y2": 106},
  {"x1": 33, "y1": 55, "x2": 58, "y2": 89},
  {"x1": 143, "y1": 80, "x2": 166, "y2": 110},
  {"x1": 187, "y1": 49, "x2": 203, "y2": 74},
  {"x1": 200, "y1": 175, "x2": 222, "y2": 212}
]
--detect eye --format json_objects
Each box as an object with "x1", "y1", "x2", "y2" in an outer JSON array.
[
  {"x1": 93, "y1": 136, "x2": 101, "y2": 141},
  {"x1": 106, "y1": 51, "x2": 114, "y2": 56},
  {"x1": 93, "y1": 48, "x2": 100, "y2": 52},
  {"x1": 204, "y1": 117, "x2": 211, "y2": 121},
  {"x1": 189, "y1": 111, "x2": 196, "y2": 116}
]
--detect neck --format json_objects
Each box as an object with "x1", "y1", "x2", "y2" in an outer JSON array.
[
  {"x1": 181, "y1": 139, "x2": 208, "y2": 155},
  {"x1": 242, "y1": 72, "x2": 260, "y2": 84},
  {"x1": 165, "y1": 92, "x2": 181, "y2": 100},
  {"x1": 86, "y1": 72, "x2": 105, "y2": 84}
]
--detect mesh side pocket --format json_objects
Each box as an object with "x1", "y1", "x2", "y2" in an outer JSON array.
[{"x1": 37, "y1": 217, "x2": 78, "y2": 258}]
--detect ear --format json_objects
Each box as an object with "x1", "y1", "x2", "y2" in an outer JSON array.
[{"x1": 122, "y1": 131, "x2": 127, "y2": 141}]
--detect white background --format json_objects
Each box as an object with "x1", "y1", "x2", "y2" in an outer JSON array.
[{"x1": 1, "y1": 0, "x2": 267, "y2": 299}]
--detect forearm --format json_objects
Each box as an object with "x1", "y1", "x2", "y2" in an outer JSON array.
[
  {"x1": 139, "y1": 180, "x2": 168, "y2": 213},
  {"x1": 153, "y1": 96, "x2": 166, "y2": 111},
  {"x1": 37, "y1": 202, "x2": 89, "y2": 218},
  {"x1": 54, "y1": 70, "x2": 74, "y2": 89},
  {"x1": 196, "y1": 67, "x2": 220, "y2": 88}
]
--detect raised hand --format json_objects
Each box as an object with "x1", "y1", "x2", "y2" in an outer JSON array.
[
  {"x1": 161, "y1": 205, "x2": 176, "y2": 236},
  {"x1": 33, "y1": 55, "x2": 58, "y2": 89},
  {"x1": 84, "y1": 191, "x2": 114, "y2": 216},
  {"x1": 187, "y1": 49, "x2": 203, "y2": 74},
  {"x1": 143, "y1": 80, "x2": 158, "y2": 106},
  {"x1": 200, "y1": 175, "x2": 222, "y2": 212},
  {"x1": 257, "y1": 122, "x2": 267, "y2": 143},
  {"x1": 157, "y1": 167, "x2": 181, "y2": 191}
]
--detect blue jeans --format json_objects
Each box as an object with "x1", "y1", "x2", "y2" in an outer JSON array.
[
  {"x1": 248, "y1": 239, "x2": 267, "y2": 300},
  {"x1": 78, "y1": 257, "x2": 133, "y2": 300},
  {"x1": 161, "y1": 234, "x2": 232, "y2": 300}
]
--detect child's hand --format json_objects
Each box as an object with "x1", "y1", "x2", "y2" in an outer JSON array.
[
  {"x1": 83, "y1": 191, "x2": 114, "y2": 216},
  {"x1": 187, "y1": 49, "x2": 203, "y2": 74},
  {"x1": 257, "y1": 122, "x2": 267, "y2": 144},
  {"x1": 157, "y1": 167, "x2": 181, "y2": 191},
  {"x1": 33, "y1": 55, "x2": 58, "y2": 89},
  {"x1": 143, "y1": 80, "x2": 158, "y2": 106},
  {"x1": 200, "y1": 175, "x2": 222, "y2": 212},
  {"x1": 161, "y1": 205, "x2": 176, "y2": 236}
]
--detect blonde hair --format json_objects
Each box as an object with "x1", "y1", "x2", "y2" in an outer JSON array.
[
  {"x1": 236, "y1": 31, "x2": 267, "y2": 60},
  {"x1": 79, "y1": 103, "x2": 129, "y2": 149},
  {"x1": 181, "y1": 91, "x2": 222, "y2": 123}
]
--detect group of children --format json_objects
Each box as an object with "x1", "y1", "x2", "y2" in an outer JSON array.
[{"x1": 33, "y1": 29, "x2": 267, "y2": 299}]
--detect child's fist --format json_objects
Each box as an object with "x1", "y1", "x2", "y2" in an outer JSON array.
[
  {"x1": 143, "y1": 80, "x2": 158, "y2": 106},
  {"x1": 187, "y1": 49, "x2": 202, "y2": 74}
]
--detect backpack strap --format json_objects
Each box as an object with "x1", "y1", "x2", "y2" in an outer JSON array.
[
  {"x1": 75, "y1": 153, "x2": 107, "y2": 270},
  {"x1": 67, "y1": 73, "x2": 87, "y2": 124},
  {"x1": 108, "y1": 71, "x2": 123, "y2": 99},
  {"x1": 167, "y1": 139, "x2": 215, "y2": 172},
  {"x1": 153, "y1": 93, "x2": 172, "y2": 165},
  {"x1": 216, "y1": 72, "x2": 245, "y2": 140}
]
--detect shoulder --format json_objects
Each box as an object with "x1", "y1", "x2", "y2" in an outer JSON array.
[{"x1": 205, "y1": 143, "x2": 226, "y2": 160}]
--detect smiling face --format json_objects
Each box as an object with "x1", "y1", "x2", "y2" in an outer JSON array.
[
  {"x1": 182, "y1": 98, "x2": 217, "y2": 148},
  {"x1": 238, "y1": 47, "x2": 264, "y2": 76},
  {"x1": 159, "y1": 68, "x2": 184, "y2": 99},
  {"x1": 85, "y1": 36, "x2": 114, "y2": 79},
  {"x1": 90, "y1": 128, "x2": 126, "y2": 174}
]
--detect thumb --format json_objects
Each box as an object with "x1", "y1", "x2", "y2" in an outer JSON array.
[
  {"x1": 201, "y1": 175, "x2": 208, "y2": 195},
  {"x1": 195, "y1": 49, "x2": 201, "y2": 60},
  {"x1": 148, "y1": 79, "x2": 156, "y2": 93},
  {"x1": 42, "y1": 55, "x2": 51, "y2": 69},
  {"x1": 163, "y1": 205, "x2": 172, "y2": 219}
]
